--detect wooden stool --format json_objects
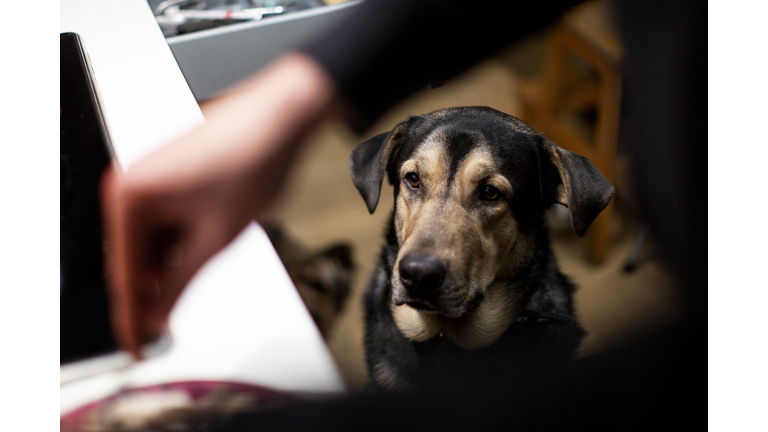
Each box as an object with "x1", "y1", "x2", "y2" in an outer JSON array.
[{"x1": 518, "y1": 1, "x2": 623, "y2": 265}]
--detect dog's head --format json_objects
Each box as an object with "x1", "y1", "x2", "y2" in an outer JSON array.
[{"x1": 350, "y1": 107, "x2": 612, "y2": 319}]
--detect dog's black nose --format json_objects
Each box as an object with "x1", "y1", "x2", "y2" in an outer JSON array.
[{"x1": 399, "y1": 253, "x2": 446, "y2": 296}]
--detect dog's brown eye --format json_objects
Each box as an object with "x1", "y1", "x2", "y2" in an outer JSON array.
[
  {"x1": 405, "y1": 172, "x2": 420, "y2": 188},
  {"x1": 482, "y1": 185, "x2": 501, "y2": 201}
]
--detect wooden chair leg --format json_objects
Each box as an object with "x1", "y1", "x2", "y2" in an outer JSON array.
[
  {"x1": 588, "y1": 67, "x2": 622, "y2": 265},
  {"x1": 588, "y1": 201, "x2": 613, "y2": 264}
]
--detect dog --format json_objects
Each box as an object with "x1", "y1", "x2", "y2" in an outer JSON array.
[
  {"x1": 349, "y1": 107, "x2": 613, "y2": 390},
  {"x1": 264, "y1": 224, "x2": 355, "y2": 338}
]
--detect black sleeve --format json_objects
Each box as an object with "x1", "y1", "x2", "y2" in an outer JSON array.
[{"x1": 301, "y1": 0, "x2": 582, "y2": 134}]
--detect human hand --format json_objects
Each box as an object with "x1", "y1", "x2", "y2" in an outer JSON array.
[{"x1": 100, "y1": 54, "x2": 336, "y2": 357}]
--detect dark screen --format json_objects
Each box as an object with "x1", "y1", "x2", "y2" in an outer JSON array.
[{"x1": 60, "y1": 33, "x2": 117, "y2": 364}]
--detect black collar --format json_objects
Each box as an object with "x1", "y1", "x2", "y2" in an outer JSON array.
[{"x1": 515, "y1": 309, "x2": 574, "y2": 325}]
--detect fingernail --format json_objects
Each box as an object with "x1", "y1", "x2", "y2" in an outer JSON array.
[{"x1": 151, "y1": 277, "x2": 161, "y2": 299}]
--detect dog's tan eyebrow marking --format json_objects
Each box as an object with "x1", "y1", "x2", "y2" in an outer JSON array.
[
  {"x1": 400, "y1": 160, "x2": 419, "y2": 176},
  {"x1": 454, "y1": 147, "x2": 512, "y2": 197},
  {"x1": 484, "y1": 174, "x2": 513, "y2": 196},
  {"x1": 399, "y1": 136, "x2": 449, "y2": 185}
]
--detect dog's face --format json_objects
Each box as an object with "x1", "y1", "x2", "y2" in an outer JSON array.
[{"x1": 350, "y1": 107, "x2": 612, "y2": 320}]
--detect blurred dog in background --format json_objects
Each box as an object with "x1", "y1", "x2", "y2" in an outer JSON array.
[{"x1": 264, "y1": 224, "x2": 355, "y2": 338}]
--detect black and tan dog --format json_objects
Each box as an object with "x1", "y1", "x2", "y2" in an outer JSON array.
[{"x1": 350, "y1": 106, "x2": 613, "y2": 390}]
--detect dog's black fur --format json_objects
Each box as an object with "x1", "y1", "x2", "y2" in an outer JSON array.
[{"x1": 349, "y1": 107, "x2": 613, "y2": 390}]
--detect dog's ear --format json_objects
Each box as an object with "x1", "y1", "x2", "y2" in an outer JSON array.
[
  {"x1": 320, "y1": 243, "x2": 355, "y2": 271},
  {"x1": 539, "y1": 138, "x2": 614, "y2": 236},
  {"x1": 348, "y1": 122, "x2": 408, "y2": 213}
]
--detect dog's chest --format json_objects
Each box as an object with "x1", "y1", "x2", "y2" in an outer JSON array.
[{"x1": 412, "y1": 315, "x2": 584, "y2": 371}]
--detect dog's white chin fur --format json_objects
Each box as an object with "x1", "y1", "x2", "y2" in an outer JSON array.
[
  {"x1": 391, "y1": 282, "x2": 519, "y2": 350},
  {"x1": 391, "y1": 303, "x2": 444, "y2": 342}
]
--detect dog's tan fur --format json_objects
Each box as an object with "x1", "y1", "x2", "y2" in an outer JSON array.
[
  {"x1": 541, "y1": 141, "x2": 570, "y2": 206},
  {"x1": 371, "y1": 360, "x2": 407, "y2": 390},
  {"x1": 391, "y1": 303, "x2": 444, "y2": 342}
]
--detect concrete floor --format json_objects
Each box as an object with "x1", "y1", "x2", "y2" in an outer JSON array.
[{"x1": 266, "y1": 51, "x2": 681, "y2": 390}]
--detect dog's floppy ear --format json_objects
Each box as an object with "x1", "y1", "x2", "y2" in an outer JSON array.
[
  {"x1": 540, "y1": 138, "x2": 614, "y2": 236},
  {"x1": 349, "y1": 122, "x2": 407, "y2": 213}
]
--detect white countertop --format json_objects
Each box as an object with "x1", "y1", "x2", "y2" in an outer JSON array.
[{"x1": 60, "y1": 0, "x2": 344, "y2": 415}]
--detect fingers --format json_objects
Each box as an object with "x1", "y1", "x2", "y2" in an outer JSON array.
[
  {"x1": 101, "y1": 167, "x2": 231, "y2": 358},
  {"x1": 101, "y1": 167, "x2": 142, "y2": 357},
  {"x1": 101, "y1": 168, "x2": 184, "y2": 358}
]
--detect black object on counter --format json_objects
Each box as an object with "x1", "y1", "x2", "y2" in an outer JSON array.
[{"x1": 60, "y1": 32, "x2": 117, "y2": 365}]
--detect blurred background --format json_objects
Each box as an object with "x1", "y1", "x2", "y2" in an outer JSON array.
[{"x1": 155, "y1": 0, "x2": 682, "y2": 391}]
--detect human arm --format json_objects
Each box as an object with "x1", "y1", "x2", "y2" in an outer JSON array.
[{"x1": 101, "y1": 53, "x2": 335, "y2": 356}]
